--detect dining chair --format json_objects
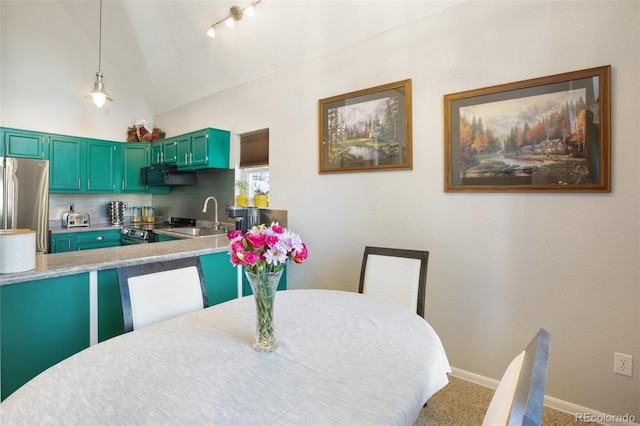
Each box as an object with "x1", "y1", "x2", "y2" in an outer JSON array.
[
  {"x1": 358, "y1": 246, "x2": 429, "y2": 317},
  {"x1": 482, "y1": 328, "x2": 551, "y2": 426},
  {"x1": 117, "y1": 256, "x2": 209, "y2": 332}
]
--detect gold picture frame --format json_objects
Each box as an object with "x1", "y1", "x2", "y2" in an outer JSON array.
[
  {"x1": 444, "y1": 66, "x2": 611, "y2": 192},
  {"x1": 319, "y1": 79, "x2": 412, "y2": 174}
]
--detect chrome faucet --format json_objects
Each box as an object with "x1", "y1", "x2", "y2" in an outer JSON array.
[{"x1": 202, "y1": 196, "x2": 219, "y2": 226}]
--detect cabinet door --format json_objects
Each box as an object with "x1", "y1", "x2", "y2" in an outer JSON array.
[
  {"x1": 50, "y1": 234, "x2": 76, "y2": 253},
  {"x1": 162, "y1": 139, "x2": 177, "y2": 163},
  {"x1": 49, "y1": 136, "x2": 83, "y2": 191},
  {"x1": 86, "y1": 141, "x2": 120, "y2": 192},
  {"x1": 122, "y1": 144, "x2": 148, "y2": 192},
  {"x1": 200, "y1": 253, "x2": 239, "y2": 305},
  {"x1": 1, "y1": 274, "x2": 90, "y2": 400},
  {"x1": 3, "y1": 129, "x2": 47, "y2": 160},
  {"x1": 189, "y1": 131, "x2": 209, "y2": 167},
  {"x1": 150, "y1": 142, "x2": 162, "y2": 165},
  {"x1": 175, "y1": 134, "x2": 191, "y2": 167},
  {"x1": 97, "y1": 269, "x2": 124, "y2": 342}
]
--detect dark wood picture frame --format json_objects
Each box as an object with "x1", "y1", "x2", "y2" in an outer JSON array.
[
  {"x1": 444, "y1": 66, "x2": 611, "y2": 192},
  {"x1": 319, "y1": 79, "x2": 412, "y2": 174}
]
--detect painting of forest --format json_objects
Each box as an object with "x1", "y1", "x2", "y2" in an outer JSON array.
[
  {"x1": 319, "y1": 80, "x2": 411, "y2": 173},
  {"x1": 457, "y1": 89, "x2": 590, "y2": 182},
  {"x1": 445, "y1": 66, "x2": 610, "y2": 192}
]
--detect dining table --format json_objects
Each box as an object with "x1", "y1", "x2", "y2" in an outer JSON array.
[{"x1": 1, "y1": 289, "x2": 451, "y2": 425}]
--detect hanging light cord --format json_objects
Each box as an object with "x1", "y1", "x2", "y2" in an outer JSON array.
[{"x1": 98, "y1": 0, "x2": 103, "y2": 73}]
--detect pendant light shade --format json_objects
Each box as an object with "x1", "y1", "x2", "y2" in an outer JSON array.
[
  {"x1": 85, "y1": 0, "x2": 113, "y2": 107},
  {"x1": 85, "y1": 72, "x2": 113, "y2": 108}
]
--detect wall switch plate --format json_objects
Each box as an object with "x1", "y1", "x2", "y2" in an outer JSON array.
[{"x1": 614, "y1": 352, "x2": 632, "y2": 377}]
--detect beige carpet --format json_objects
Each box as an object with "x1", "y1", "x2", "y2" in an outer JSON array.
[{"x1": 414, "y1": 376, "x2": 602, "y2": 425}]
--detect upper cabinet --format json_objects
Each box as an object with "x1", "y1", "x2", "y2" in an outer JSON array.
[
  {"x1": 150, "y1": 138, "x2": 177, "y2": 165},
  {"x1": 176, "y1": 128, "x2": 230, "y2": 170},
  {"x1": 86, "y1": 140, "x2": 120, "y2": 192},
  {"x1": 3, "y1": 128, "x2": 48, "y2": 160},
  {"x1": 121, "y1": 144, "x2": 149, "y2": 192},
  {"x1": 1, "y1": 126, "x2": 231, "y2": 193},
  {"x1": 49, "y1": 136, "x2": 83, "y2": 191}
]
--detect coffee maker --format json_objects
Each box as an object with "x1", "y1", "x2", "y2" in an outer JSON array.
[{"x1": 226, "y1": 206, "x2": 259, "y2": 233}]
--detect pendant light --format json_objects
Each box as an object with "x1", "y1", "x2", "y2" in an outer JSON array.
[{"x1": 84, "y1": 0, "x2": 113, "y2": 108}]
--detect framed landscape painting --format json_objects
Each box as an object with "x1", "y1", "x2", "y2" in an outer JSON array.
[
  {"x1": 444, "y1": 66, "x2": 611, "y2": 192},
  {"x1": 319, "y1": 79, "x2": 412, "y2": 174}
]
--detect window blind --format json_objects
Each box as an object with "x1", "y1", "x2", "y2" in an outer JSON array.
[{"x1": 240, "y1": 129, "x2": 269, "y2": 168}]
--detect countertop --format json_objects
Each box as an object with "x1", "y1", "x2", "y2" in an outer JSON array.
[{"x1": 0, "y1": 235, "x2": 230, "y2": 286}]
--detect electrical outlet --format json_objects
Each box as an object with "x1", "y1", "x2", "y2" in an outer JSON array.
[
  {"x1": 68, "y1": 203, "x2": 75, "y2": 212},
  {"x1": 614, "y1": 352, "x2": 632, "y2": 377}
]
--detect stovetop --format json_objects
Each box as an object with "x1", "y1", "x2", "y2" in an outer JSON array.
[{"x1": 121, "y1": 217, "x2": 197, "y2": 240}]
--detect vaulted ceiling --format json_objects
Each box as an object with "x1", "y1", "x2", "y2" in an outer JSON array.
[{"x1": 58, "y1": 0, "x2": 462, "y2": 115}]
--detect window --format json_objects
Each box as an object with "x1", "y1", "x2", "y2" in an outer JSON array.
[{"x1": 237, "y1": 129, "x2": 269, "y2": 197}]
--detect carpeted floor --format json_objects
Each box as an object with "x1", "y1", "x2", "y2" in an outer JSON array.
[{"x1": 414, "y1": 376, "x2": 602, "y2": 425}]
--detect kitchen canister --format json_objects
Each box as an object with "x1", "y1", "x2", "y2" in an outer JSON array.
[{"x1": 0, "y1": 229, "x2": 36, "y2": 273}]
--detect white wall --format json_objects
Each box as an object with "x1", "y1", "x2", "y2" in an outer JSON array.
[
  {"x1": 2, "y1": 0, "x2": 638, "y2": 419},
  {"x1": 0, "y1": 1, "x2": 151, "y2": 140},
  {"x1": 155, "y1": 1, "x2": 640, "y2": 418}
]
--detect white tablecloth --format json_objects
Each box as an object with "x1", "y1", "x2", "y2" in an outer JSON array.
[{"x1": 1, "y1": 289, "x2": 451, "y2": 425}]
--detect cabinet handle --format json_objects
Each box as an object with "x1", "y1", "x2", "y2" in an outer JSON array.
[
  {"x1": 77, "y1": 178, "x2": 81, "y2": 189},
  {"x1": 189, "y1": 152, "x2": 193, "y2": 164},
  {"x1": 184, "y1": 153, "x2": 188, "y2": 164},
  {"x1": 156, "y1": 153, "x2": 160, "y2": 163},
  {"x1": 161, "y1": 152, "x2": 164, "y2": 162},
  {"x1": 96, "y1": 236, "x2": 104, "y2": 241},
  {"x1": 88, "y1": 179, "x2": 91, "y2": 190},
  {"x1": 122, "y1": 181, "x2": 125, "y2": 191}
]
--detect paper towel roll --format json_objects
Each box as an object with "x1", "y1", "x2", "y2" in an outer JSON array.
[{"x1": 0, "y1": 229, "x2": 36, "y2": 273}]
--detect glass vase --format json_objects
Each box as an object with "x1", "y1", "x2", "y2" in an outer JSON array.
[{"x1": 244, "y1": 268, "x2": 283, "y2": 353}]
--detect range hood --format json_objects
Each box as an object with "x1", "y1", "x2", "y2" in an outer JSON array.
[{"x1": 141, "y1": 164, "x2": 196, "y2": 186}]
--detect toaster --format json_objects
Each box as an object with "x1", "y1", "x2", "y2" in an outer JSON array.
[{"x1": 62, "y1": 212, "x2": 90, "y2": 228}]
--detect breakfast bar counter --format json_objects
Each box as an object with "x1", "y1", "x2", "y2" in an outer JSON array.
[{"x1": 0, "y1": 235, "x2": 229, "y2": 286}]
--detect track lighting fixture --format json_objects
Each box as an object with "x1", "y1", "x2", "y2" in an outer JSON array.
[
  {"x1": 207, "y1": 1, "x2": 261, "y2": 38},
  {"x1": 84, "y1": 0, "x2": 113, "y2": 107}
]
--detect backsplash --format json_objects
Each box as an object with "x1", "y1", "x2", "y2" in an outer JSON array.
[
  {"x1": 49, "y1": 194, "x2": 152, "y2": 226},
  {"x1": 152, "y1": 168, "x2": 235, "y2": 222}
]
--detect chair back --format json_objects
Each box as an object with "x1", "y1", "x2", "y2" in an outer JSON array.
[
  {"x1": 482, "y1": 328, "x2": 551, "y2": 426},
  {"x1": 117, "y1": 257, "x2": 209, "y2": 332},
  {"x1": 358, "y1": 246, "x2": 429, "y2": 317}
]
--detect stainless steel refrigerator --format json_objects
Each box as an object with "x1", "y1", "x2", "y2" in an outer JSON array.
[{"x1": 0, "y1": 158, "x2": 50, "y2": 253}]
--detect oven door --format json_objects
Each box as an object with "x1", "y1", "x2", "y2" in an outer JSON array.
[{"x1": 120, "y1": 234, "x2": 149, "y2": 245}]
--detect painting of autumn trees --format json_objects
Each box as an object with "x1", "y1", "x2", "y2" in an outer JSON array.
[{"x1": 457, "y1": 89, "x2": 592, "y2": 181}]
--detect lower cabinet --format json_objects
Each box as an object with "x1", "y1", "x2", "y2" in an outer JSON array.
[
  {"x1": 0, "y1": 251, "x2": 270, "y2": 401},
  {"x1": 1, "y1": 274, "x2": 90, "y2": 400},
  {"x1": 50, "y1": 230, "x2": 121, "y2": 253}
]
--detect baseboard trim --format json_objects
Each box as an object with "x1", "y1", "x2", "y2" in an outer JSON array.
[{"x1": 450, "y1": 367, "x2": 639, "y2": 426}]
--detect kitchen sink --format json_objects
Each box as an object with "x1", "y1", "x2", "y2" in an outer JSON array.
[{"x1": 165, "y1": 227, "x2": 227, "y2": 237}]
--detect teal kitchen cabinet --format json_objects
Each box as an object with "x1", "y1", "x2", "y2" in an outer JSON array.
[
  {"x1": 49, "y1": 135, "x2": 84, "y2": 191},
  {"x1": 50, "y1": 233, "x2": 77, "y2": 253},
  {"x1": 50, "y1": 230, "x2": 121, "y2": 253},
  {"x1": 3, "y1": 128, "x2": 48, "y2": 160},
  {"x1": 150, "y1": 137, "x2": 177, "y2": 165},
  {"x1": 86, "y1": 140, "x2": 120, "y2": 192},
  {"x1": 76, "y1": 230, "x2": 121, "y2": 250},
  {"x1": 1, "y1": 274, "x2": 90, "y2": 400},
  {"x1": 176, "y1": 128, "x2": 231, "y2": 170},
  {"x1": 121, "y1": 143, "x2": 149, "y2": 192},
  {"x1": 200, "y1": 252, "x2": 239, "y2": 305},
  {"x1": 97, "y1": 269, "x2": 124, "y2": 342}
]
